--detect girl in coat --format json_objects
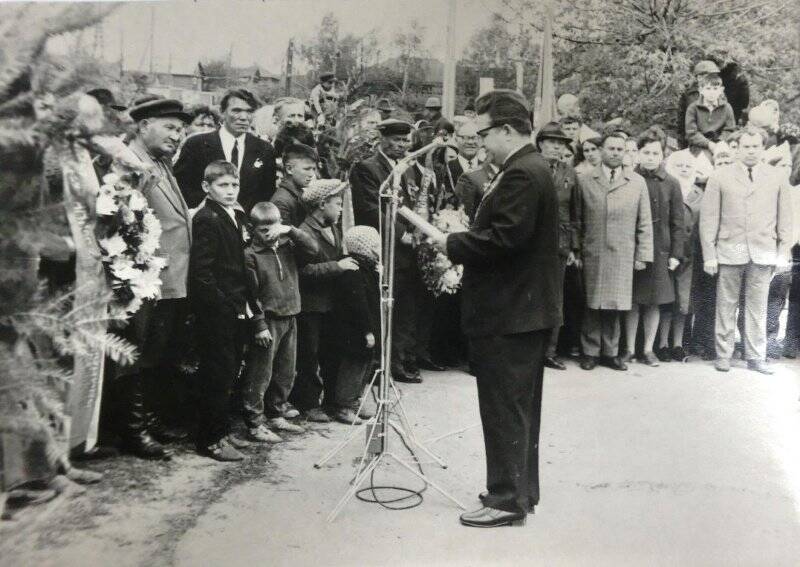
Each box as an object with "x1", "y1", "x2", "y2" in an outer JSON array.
[{"x1": 623, "y1": 127, "x2": 685, "y2": 366}]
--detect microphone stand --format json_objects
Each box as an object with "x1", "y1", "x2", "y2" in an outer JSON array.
[{"x1": 319, "y1": 140, "x2": 466, "y2": 521}]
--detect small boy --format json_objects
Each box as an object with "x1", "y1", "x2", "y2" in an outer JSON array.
[
  {"x1": 242, "y1": 202, "x2": 318, "y2": 440},
  {"x1": 269, "y1": 143, "x2": 318, "y2": 228},
  {"x1": 333, "y1": 226, "x2": 382, "y2": 424},
  {"x1": 190, "y1": 160, "x2": 254, "y2": 462},
  {"x1": 292, "y1": 179, "x2": 355, "y2": 422},
  {"x1": 685, "y1": 73, "x2": 736, "y2": 159}
]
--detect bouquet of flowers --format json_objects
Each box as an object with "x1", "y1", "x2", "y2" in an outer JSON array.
[
  {"x1": 94, "y1": 172, "x2": 165, "y2": 314},
  {"x1": 416, "y1": 206, "x2": 469, "y2": 296}
]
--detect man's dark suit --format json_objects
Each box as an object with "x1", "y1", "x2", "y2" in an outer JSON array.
[
  {"x1": 446, "y1": 144, "x2": 562, "y2": 514},
  {"x1": 174, "y1": 129, "x2": 277, "y2": 212},
  {"x1": 189, "y1": 200, "x2": 253, "y2": 447},
  {"x1": 349, "y1": 151, "x2": 424, "y2": 375}
]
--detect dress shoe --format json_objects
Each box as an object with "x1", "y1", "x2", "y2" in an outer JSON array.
[
  {"x1": 64, "y1": 465, "x2": 103, "y2": 485},
  {"x1": 670, "y1": 346, "x2": 686, "y2": 362},
  {"x1": 417, "y1": 357, "x2": 445, "y2": 371},
  {"x1": 71, "y1": 446, "x2": 119, "y2": 462},
  {"x1": 393, "y1": 370, "x2": 422, "y2": 384},
  {"x1": 766, "y1": 341, "x2": 783, "y2": 360},
  {"x1": 784, "y1": 344, "x2": 797, "y2": 359},
  {"x1": 122, "y1": 432, "x2": 172, "y2": 460},
  {"x1": 269, "y1": 417, "x2": 306, "y2": 433},
  {"x1": 249, "y1": 424, "x2": 283, "y2": 443},
  {"x1": 304, "y1": 407, "x2": 332, "y2": 423},
  {"x1": 714, "y1": 358, "x2": 731, "y2": 372},
  {"x1": 640, "y1": 351, "x2": 659, "y2": 367},
  {"x1": 747, "y1": 359, "x2": 775, "y2": 375},
  {"x1": 333, "y1": 408, "x2": 362, "y2": 425},
  {"x1": 579, "y1": 356, "x2": 598, "y2": 371},
  {"x1": 150, "y1": 423, "x2": 189, "y2": 444},
  {"x1": 619, "y1": 351, "x2": 634, "y2": 364},
  {"x1": 203, "y1": 439, "x2": 244, "y2": 462},
  {"x1": 226, "y1": 434, "x2": 252, "y2": 449},
  {"x1": 655, "y1": 346, "x2": 672, "y2": 362},
  {"x1": 601, "y1": 356, "x2": 628, "y2": 371},
  {"x1": 459, "y1": 506, "x2": 526, "y2": 528},
  {"x1": 544, "y1": 356, "x2": 566, "y2": 370}
]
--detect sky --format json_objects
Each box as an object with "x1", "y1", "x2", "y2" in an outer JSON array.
[{"x1": 44, "y1": 0, "x2": 510, "y2": 75}]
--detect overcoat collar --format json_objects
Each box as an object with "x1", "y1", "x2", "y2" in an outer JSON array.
[
  {"x1": 304, "y1": 213, "x2": 339, "y2": 248},
  {"x1": 592, "y1": 163, "x2": 631, "y2": 191},
  {"x1": 128, "y1": 137, "x2": 190, "y2": 222}
]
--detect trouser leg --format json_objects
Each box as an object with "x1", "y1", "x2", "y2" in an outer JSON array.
[
  {"x1": 600, "y1": 310, "x2": 621, "y2": 357},
  {"x1": 581, "y1": 308, "x2": 602, "y2": 357},
  {"x1": 318, "y1": 312, "x2": 340, "y2": 409},
  {"x1": 392, "y1": 268, "x2": 419, "y2": 371},
  {"x1": 742, "y1": 263, "x2": 773, "y2": 361},
  {"x1": 242, "y1": 318, "x2": 280, "y2": 427},
  {"x1": 335, "y1": 354, "x2": 371, "y2": 409},
  {"x1": 715, "y1": 264, "x2": 745, "y2": 360},
  {"x1": 291, "y1": 312, "x2": 323, "y2": 410},
  {"x1": 766, "y1": 272, "x2": 791, "y2": 340},
  {"x1": 264, "y1": 317, "x2": 298, "y2": 418}
]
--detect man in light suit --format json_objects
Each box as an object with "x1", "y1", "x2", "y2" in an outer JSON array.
[
  {"x1": 118, "y1": 98, "x2": 193, "y2": 459},
  {"x1": 700, "y1": 125, "x2": 794, "y2": 374},
  {"x1": 175, "y1": 88, "x2": 276, "y2": 211}
]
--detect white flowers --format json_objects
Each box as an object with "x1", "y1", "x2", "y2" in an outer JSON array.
[
  {"x1": 417, "y1": 206, "x2": 469, "y2": 296},
  {"x1": 95, "y1": 174, "x2": 164, "y2": 314}
]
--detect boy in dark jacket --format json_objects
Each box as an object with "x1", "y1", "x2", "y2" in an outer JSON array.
[
  {"x1": 269, "y1": 143, "x2": 318, "y2": 227},
  {"x1": 242, "y1": 202, "x2": 318, "y2": 440},
  {"x1": 332, "y1": 226, "x2": 382, "y2": 424},
  {"x1": 292, "y1": 179, "x2": 355, "y2": 422},
  {"x1": 685, "y1": 74, "x2": 736, "y2": 159},
  {"x1": 190, "y1": 160, "x2": 254, "y2": 462}
]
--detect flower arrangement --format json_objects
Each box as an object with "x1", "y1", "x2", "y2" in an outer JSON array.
[
  {"x1": 95, "y1": 172, "x2": 165, "y2": 314},
  {"x1": 416, "y1": 206, "x2": 469, "y2": 296}
]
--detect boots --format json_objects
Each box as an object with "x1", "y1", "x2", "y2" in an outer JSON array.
[
  {"x1": 120, "y1": 373, "x2": 172, "y2": 460},
  {"x1": 142, "y1": 371, "x2": 188, "y2": 444}
]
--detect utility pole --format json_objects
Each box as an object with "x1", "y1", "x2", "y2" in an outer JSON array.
[
  {"x1": 119, "y1": 23, "x2": 125, "y2": 79},
  {"x1": 285, "y1": 39, "x2": 294, "y2": 96},
  {"x1": 442, "y1": 0, "x2": 457, "y2": 118},
  {"x1": 148, "y1": 5, "x2": 155, "y2": 75}
]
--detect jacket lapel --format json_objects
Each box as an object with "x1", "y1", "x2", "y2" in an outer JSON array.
[
  {"x1": 207, "y1": 131, "x2": 225, "y2": 162},
  {"x1": 592, "y1": 164, "x2": 610, "y2": 192},
  {"x1": 129, "y1": 139, "x2": 190, "y2": 223},
  {"x1": 241, "y1": 133, "x2": 259, "y2": 174}
]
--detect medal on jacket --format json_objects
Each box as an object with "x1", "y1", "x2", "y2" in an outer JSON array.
[{"x1": 474, "y1": 170, "x2": 505, "y2": 217}]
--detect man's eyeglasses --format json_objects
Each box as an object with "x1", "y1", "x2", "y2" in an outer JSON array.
[{"x1": 476, "y1": 122, "x2": 507, "y2": 138}]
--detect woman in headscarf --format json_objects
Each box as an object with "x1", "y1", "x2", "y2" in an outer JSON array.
[
  {"x1": 655, "y1": 148, "x2": 706, "y2": 361},
  {"x1": 622, "y1": 126, "x2": 685, "y2": 365}
]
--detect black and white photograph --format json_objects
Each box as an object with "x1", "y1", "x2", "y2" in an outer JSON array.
[{"x1": 0, "y1": 0, "x2": 799, "y2": 565}]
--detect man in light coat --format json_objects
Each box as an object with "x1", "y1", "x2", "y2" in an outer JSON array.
[
  {"x1": 700, "y1": 125, "x2": 794, "y2": 374},
  {"x1": 577, "y1": 132, "x2": 653, "y2": 371}
]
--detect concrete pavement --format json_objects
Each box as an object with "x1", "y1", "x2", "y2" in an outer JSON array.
[{"x1": 174, "y1": 357, "x2": 800, "y2": 567}]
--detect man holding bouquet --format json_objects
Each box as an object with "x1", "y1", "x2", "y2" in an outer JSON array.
[{"x1": 430, "y1": 90, "x2": 562, "y2": 527}]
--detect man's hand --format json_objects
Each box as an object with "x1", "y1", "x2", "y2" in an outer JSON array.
[
  {"x1": 400, "y1": 231, "x2": 414, "y2": 246},
  {"x1": 776, "y1": 257, "x2": 792, "y2": 273},
  {"x1": 337, "y1": 257, "x2": 359, "y2": 271},
  {"x1": 567, "y1": 251, "x2": 582, "y2": 269},
  {"x1": 254, "y1": 328, "x2": 272, "y2": 348},
  {"x1": 430, "y1": 232, "x2": 448, "y2": 254},
  {"x1": 704, "y1": 259, "x2": 719, "y2": 276},
  {"x1": 668, "y1": 257, "x2": 680, "y2": 271},
  {"x1": 634, "y1": 260, "x2": 647, "y2": 271},
  {"x1": 266, "y1": 223, "x2": 293, "y2": 241},
  {"x1": 365, "y1": 333, "x2": 375, "y2": 349}
]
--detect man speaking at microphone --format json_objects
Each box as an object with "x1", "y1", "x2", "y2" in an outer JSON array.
[{"x1": 430, "y1": 90, "x2": 562, "y2": 527}]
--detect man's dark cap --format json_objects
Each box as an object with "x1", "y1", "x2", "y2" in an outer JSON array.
[
  {"x1": 86, "y1": 87, "x2": 127, "y2": 111},
  {"x1": 535, "y1": 121, "x2": 573, "y2": 146},
  {"x1": 129, "y1": 98, "x2": 191, "y2": 123},
  {"x1": 320, "y1": 72, "x2": 336, "y2": 82},
  {"x1": 377, "y1": 119, "x2": 412, "y2": 137}
]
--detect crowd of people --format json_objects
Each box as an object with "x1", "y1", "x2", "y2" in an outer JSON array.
[{"x1": 28, "y1": 59, "x2": 799, "y2": 498}]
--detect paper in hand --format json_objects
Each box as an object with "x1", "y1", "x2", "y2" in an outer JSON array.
[{"x1": 398, "y1": 206, "x2": 444, "y2": 240}]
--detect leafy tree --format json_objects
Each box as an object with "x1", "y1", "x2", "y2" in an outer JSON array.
[{"x1": 393, "y1": 19, "x2": 429, "y2": 99}]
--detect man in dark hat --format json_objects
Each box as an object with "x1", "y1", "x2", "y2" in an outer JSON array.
[
  {"x1": 423, "y1": 96, "x2": 450, "y2": 136},
  {"x1": 114, "y1": 97, "x2": 193, "y2": 460},
  {"x1": 175, "y1": 88, "x2": 277, "y2": 211},
  {"x1": 349, "y1": 119, "x2": 426, "y2": 383},
  {"x1": 429, "y1": 89, "x2": 562, "y2": 528},
  {"x1": 535, "y1": 121, "x2": 584, "y2": 369},
  {"x1": 376, "y1": 98, "x2": 395, "y2": 121}
]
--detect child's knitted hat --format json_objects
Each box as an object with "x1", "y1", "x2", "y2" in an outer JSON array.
[
  {"x1": 344, "y1": 225, "x2": 380, "y2": 261},
  {"x1": 301, "y1": 179, "x2": 345, "y2": 207}
]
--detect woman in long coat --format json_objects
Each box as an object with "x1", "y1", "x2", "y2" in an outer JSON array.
[
  {"x1": 623, "y1": 127, "x2": 685, "y2": 366},
  {"x1": 578, "y1": 133, "x2": 653, "y2": 368}
]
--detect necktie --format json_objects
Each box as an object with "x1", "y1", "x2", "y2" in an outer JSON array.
[
  {"x1": 747, "y1": 167, "x2": 753, "y2": 182},
  {"x1": 609, "y1": 168, "x2": 615, "y2": 183},
  {"x1": 231, "y1": 139, "x2": 240, "y2": 170}
]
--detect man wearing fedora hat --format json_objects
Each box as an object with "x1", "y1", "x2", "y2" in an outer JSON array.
[
  {"x1": 376, "y1": 98, "x2": 395, "y2": 121},
  {"x1": 536, "y1": 122, "x2": 584, "y2": 369},
  {"x1": 423, "y1": 96, "x2": 450, "y2": 137},
  {"x1": 175, "y1": 88, "x2": 277, "y2": 212},
  {"x1": 114, "y1": 97, "x2": 193, "y2": 460}
]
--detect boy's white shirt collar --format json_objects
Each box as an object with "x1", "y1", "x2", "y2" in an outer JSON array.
[{"x1": 219, "y1": 127, "x2": 246, "y2": 170}]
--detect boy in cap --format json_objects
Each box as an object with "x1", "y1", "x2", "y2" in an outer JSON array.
[
  {"x1": 270, "y1": 143, "x2": 318, "y2": 227},
  {"x1": 309, "y1": 72, "x2": 336, "y2": 117},
  {"x1": 293, "y1": 180, "x2": 355, "y2": 421},
  {"x1": 242, "y1": 201, "x2": 319, "y2": 441},
  {"x1": 331, "y1": 226, "x2": 382, "y2": 424}
]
